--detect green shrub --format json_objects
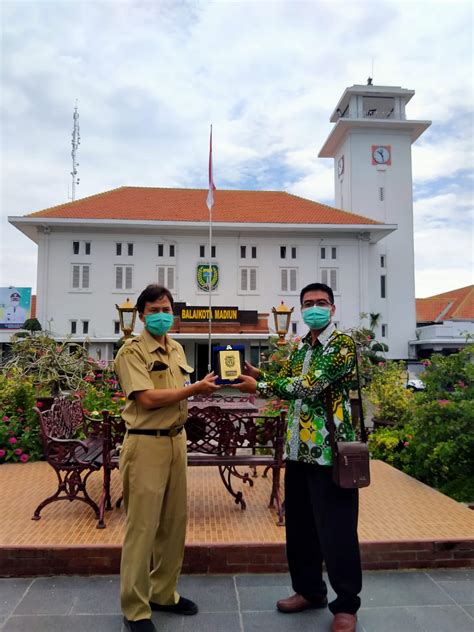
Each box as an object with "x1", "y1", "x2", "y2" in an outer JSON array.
[
  {"x1": 365, "y1": 360, "x2": 415, "y2": 426},
  {"x1": 369, "y1": 345, "x2": 474, "y2": 502}
]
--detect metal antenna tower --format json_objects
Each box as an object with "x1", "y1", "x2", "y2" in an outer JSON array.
[{"x1": 70, "y1": 101, "x2": 80, "y2": 200}]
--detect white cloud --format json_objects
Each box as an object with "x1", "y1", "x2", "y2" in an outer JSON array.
[{"x1": 1, "y1": 0, "x2": 473, "y2": 297}]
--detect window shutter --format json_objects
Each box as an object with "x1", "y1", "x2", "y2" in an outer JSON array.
[
  {"x1": 128, "y1": 243, "x2": 133, "y2": 256},
  {"x1": 290, "y1": 269, "x2": 297, "y2": 291},
  {"x1": 330, "y1": 269, "x2": 337, "y2": 290},
  {"x1": 281, "y1": 269, "x2": 288, "y2": 292},
  {"x1": 169, "y1": 244, "x2": 175, "y2": 257},
  {"x1": 251, "y1": 246, "x2": 257, "y2": 258},
  {"x1": 72, "y1": 265, "x2": 80, "y2": 288},
  {"x1": 158, "y1": 267, "x2": 165, "y2": 285},
  {"x1": 240, "y1": 246, "x2": 246, "y2": 259},
  {"x1": 116, "y1": 243, "x2": 122, "y2": 256},
  {"x1": 116, "y1": 266, "x2": 123, "y2": 289},
  {"x1": 125, "y1": 267, "x2": 133, "y2": 289},
  {"x1": 73, "y1": 242, "x2": 79, "y2": 255},
  {"x1": 321, "y1": 269, "x2": 328, "y2": 285},
  {"x1": 167, "y1": 267, "x2": 174, "y2": 289},
  {"x1": 331, "y1": 247, "x2": 337, "y2": 260},
  {"x1": 250, "y1": 268, "x2": 257, "y2": 291},
  {"x1": 241, "y1": 268, "x2": 248, "y2": 291},
  {"x1": 82, "y1": 265, "x2": 90, "y2": 289}
]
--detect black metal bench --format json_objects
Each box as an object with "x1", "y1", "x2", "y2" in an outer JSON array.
[
  {"x1": 32, "y1": 398, "x2": 105, "y2": 522},
  {"x1": 186, "y1": 406, "x2": 286, "y2": 525}
]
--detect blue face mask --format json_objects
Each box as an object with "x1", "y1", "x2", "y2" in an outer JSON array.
[
  {"x1": 302, "y1": 306, "x2": 331, "y2": 330},
  {"x1": 145, "y1": 312, "x2": 174, "y2": 336}
]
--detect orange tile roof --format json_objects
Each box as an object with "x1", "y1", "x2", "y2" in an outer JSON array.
[
  {"x1": 416, "y1": 285, "x2": 474, "y2": 322},
  {"x1": 26, "y1": 186, "x2": 380, "y2": 225}
]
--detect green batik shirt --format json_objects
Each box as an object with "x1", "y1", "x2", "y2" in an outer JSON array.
[{"x1": 257, "y1": 322, "x2": 356, "y2": 466}]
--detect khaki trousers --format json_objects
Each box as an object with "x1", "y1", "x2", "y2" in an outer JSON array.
[{"x1": 119, "y1": 431, "x2": 187, "y2": 621}]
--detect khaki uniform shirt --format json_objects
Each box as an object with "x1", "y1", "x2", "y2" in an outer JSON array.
[{"x1": 114, "y1": 329, "x2": 193, "y2": 430}]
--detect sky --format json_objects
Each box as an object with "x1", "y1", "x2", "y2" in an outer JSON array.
[{"x1": 1, "y1": 0, "x2": 473, "y2": 298}]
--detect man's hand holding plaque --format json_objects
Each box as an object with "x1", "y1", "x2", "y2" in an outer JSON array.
[{"x1": 213, "y1": 345, "x2": 245, "y2": 384}]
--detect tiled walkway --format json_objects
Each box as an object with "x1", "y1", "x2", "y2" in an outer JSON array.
[
  {"x1": 1, "y1": 569, "x2": 473, "y2": 631},
  {"x1": 1, "y1": 460, "x2": 473, "y2": 546}
]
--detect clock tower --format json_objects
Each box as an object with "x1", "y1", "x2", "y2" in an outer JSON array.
[{"x1": 319, "y1": 83, "x2": 431, "y2": 358}]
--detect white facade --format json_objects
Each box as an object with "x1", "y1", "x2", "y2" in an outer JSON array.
[
  {"x1": 319, "y1": 84, "x2": 431, "y2": 358},
  {"x1": 8, "y1": 82, "x2": 430, "y2": 366},
  {"x1": 9, "y1": 217, "x2": 392, "y2": 372}
]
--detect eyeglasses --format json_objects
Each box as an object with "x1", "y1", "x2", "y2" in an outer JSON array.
[{"x1": 301, "y1": 300, "x2": 333, "y2": 309}]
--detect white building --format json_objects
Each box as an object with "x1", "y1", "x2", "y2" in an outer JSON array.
[{"x1": 8, "y1": 82, "x2": 430, "y2": 375}]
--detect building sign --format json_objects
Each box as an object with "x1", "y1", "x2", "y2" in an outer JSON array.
[
  {"x1": 196, "y1": 264, "x2": 219, "y2": 291},
  {"x1": 180, "y1": 306, "x2": 239, "y2": 322},
  {"x1": 0, "y1": 287, "x2": 32, "y2": 329}
]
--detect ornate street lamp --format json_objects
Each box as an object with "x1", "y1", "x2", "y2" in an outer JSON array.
[
  {"x1": 115, "y1": 298, "x2": 137, "y2": 338},
  {"x1": 272, "y1": 301, "x2": 294, "y2": 346}
]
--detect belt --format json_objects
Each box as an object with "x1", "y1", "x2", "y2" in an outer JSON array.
[{"x1": 127, "y1": 426, "x2": 184, "y2": 437}]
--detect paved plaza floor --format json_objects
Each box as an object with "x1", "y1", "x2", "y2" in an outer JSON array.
[{"x1": 1, "y1": 569, "x2": 473, "y2": 632}]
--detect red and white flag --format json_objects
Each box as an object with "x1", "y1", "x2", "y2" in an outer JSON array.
[{"x1": 206, "y1": 125, "x2": 216, "y2": 212}]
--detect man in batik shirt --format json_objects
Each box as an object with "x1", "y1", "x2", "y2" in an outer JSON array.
[{"x1": 233, "y1": 283, "x2": 361, "y2": 632}]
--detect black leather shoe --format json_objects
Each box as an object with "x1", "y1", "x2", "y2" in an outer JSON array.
[
  {"x1": 123, "y1": 618, "x2": 157, "y2": 632},
  {"x1": 150, "y1": 596, "x2": 198, "y2": 616}
]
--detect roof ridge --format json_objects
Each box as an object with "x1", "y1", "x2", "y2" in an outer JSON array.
[
  {"x1": 27, "y1": 186, "x2": 127, "y2": 217},
  {"x1": 450, "y1": 286, "x2": 474, "y2": 317}
]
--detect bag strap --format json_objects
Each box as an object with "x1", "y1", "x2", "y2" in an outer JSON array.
[{"x1": 324, "y1": 335, "x2": 367, "y2": 445}]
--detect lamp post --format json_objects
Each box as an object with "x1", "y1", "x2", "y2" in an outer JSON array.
[
  {"x1": 272, "y1": 301, "x2": 294, "y2": 346},
  {"x1": 115, "y1": 298, "x2": 137, "y2": 339}
]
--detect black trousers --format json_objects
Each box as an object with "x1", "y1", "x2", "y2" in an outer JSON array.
[{"x1": 285, "y1": 460, "x2": 362, "y2": 615}]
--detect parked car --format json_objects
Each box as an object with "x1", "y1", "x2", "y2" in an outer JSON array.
[{"x1": 406, "y1": 377, "x2": 425, "y2": 391}]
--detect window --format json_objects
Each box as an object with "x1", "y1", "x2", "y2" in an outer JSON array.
[
  {"x1": 381, "y1": 275, "x2": 386, "y2": 298},
  {"x1": 379, "y1": 187, "x2": 385, "y2": 202},
  {"x1": 82, "y1": 320, "x2": 89, "y2": 334},
  {"x1": 71, "y1": 264, "x2": 90, "y2": 290},
  {"x1": 127, "y1": 243, "x2": 134, "y2": 256},
  {"x1": 115, "y1": 265, "x2": 133, "y2": 290},
  {"x1": 280, "y1": 246, "x2": 287, "y2": 259},
  {"x1": 157, "y1": 266, "x2": 175, "y2": 290},
  {"x1": 281, "y1": 268, "x2": 298, "y2": 292},
  {"x1": 70, "y1": 320, "x2": 77, "y2": 334},
  {"x1": 380, "y1": 255, "x2": 386, "y2": 268},
  {"x1": 331, "y1": 247, "x2": 337, "y2": 260},
  {"x1": 291, "y1": 246, "x2": 297, "y2": 259},
  {"x1": 320, "y1": 247, "x2": 326, "y2": 259},
  {"x1": 321, "y1": 268, "x2": 337, "y2": 291},
  {"x1": 381, "y1": 324, "x2": 388, "y2": 337},
  {"x1": 114, "y1": 321, "x2": 120, "y2": 335},
  {"x1": 240, "y1": 267, "x2": 257, "y2": 292},
  {"x1": 158, "y1": 244, "x2": 164, "y2": 257},
  {"x1": 251, "y1": 246, "x2": 257, "y2": 259},
  {"x1": 291, "y1": 322, "x2": 298, "y2": 335},
  {"x1": 169, "y1": 244, "x2": 175, "y2": 257},
  {"x1": 116, "y1": 243, "x2": 122, "y2": 256},
  {"x1": 72, "y1": 241, "x2": 90, "y2": 255},
  {"x1": 199, "y1": 244, "x2": 214, "y2": 258},
  {"x1": 240, "y1": 245, "x2": 246, "y2": 259}
]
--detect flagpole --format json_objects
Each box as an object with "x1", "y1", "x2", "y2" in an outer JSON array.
[
  {"x1": 208, "y1": 202, "x2": 212, "y2": 372},
  {"x1": 206, "y1": 125, "x2": 216, "y2": 373}
]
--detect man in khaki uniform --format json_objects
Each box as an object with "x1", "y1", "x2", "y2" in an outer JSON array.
[{"x1": 115, "y1": 284, "x2": 220, "y2": 632}]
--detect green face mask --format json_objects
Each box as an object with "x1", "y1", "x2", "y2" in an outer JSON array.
[
  {"x1": 145, "y1": 312, "x2": 173, "y2": 336},
  {"x1": 302, "y1": 306, "x2": 331, "y2": 330}
]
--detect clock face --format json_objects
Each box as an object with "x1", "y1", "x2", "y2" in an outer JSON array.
[
  {"x1": 337, "y1": 155, "x2": 344, "y2": 176},
  {"x1": 372, "y1": 145, "x2": 391, "y2": 165}
]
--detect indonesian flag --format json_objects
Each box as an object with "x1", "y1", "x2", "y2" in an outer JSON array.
[{"x1": 206, "y1": 125, "x2": 216, "y2": 211}]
